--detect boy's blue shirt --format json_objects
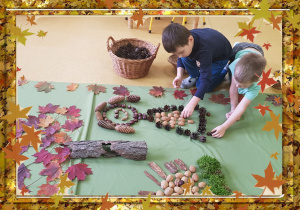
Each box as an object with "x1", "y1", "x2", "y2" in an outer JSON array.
[
  {"x1": 177, "y1": 28, "x2": 233, "y2": 100},
  {"x1": 228, "y1": 49, "x2": 261, "y2": 100}
]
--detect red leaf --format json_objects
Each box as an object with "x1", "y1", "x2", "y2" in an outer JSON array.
[
  {"x1": 21, "y1": 185, "x2": 30, "y2": 196},
  {"x1": 254, "y1": 103, "x2": 272, "y2": 116},
  {"x1": 33, "y1": 148, "x2": 54, "y2": 166},
  {"x1": 149, "y1": 86, "x2": 165, "y2": 97},
  {"x1": 257, "y1": 69, "x2": 277, "y2": 92},
  {"x1": 38, "y1": 103, "x2": 59, "y2": 114},
  {"x1": 190, "y1": 88, "x2": 197, "y2": 96},
  {"x1": 51, "y1": 146, "x2": 71, "y2": 164},
  {"x1": 66, "y1": 163, "x2": 93, "y2": 181},
  {"x1": 65, "y1": 106, "x2": 81, "y2": 119},
  {"x1": 173, "y1": 90, "x2": 188, "y2": 100},
  {"x1": 209, "y1": 93, "x2": 230, "y2": 105},
  {"x1": 18, "y1": 163, "x2": 31, "y2": 190},
  {"x1": 262, "y1": 42, "x2": 272, "y2": 50},
  {"x1": 37, "y1": 183, "x2": 59, "y2": 196},
  {"x1": 39, "y1": 161, "x2": 63, "y2": 182},
  {"x1": 239, "y1": 23, "x2": 261, "y2": 42},
  {"x1": 87, "y1": 84, "x2": 106, "y2": 95},
  {"x1": 113, "y1": 85, "x2": 130, "y2": 96},
  {"x1": 62, "y1": 119, "x2": 83, "y2": 132}
]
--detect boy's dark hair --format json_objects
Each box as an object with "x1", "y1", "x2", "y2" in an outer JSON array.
[
  {"x1": 162, "y1": 23, "x2": 191, "y2": 53},
  {"x1": 234, "y1": 53, "x2": 267, "y2": 84}
]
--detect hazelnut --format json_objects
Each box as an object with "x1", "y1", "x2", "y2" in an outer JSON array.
[
  {"x1": 198, "y1": 182, "x2": 206, "y2": 189},
  {"x1": 161, "y1": 180, "x2": 168, "y2": 190},
  {"x1": 192, "y1": 186, "x2": 199, "y2": 194},
  {"x1": 189, "y1": 165, "x2": 196, "y2": 173},
  {"x1": 164, "y1": 187, "x2": 173, "y2": 196},
  {"x1": 156, "y1": 190, "x2": 164, "y2": 196},
  {"x1": 175, "y1": 173, "x2": 184, "y2": 179},
  {"x1": 166, "y1": 174, "x2": 174, "y2": 182},
  {"x1": 169, "y1": 181, "x2": 175, "y2": 188},
  {"x1": 174, "y1": 186, "x2": 183, "y2": 194},
  {"x1": 192, "y1": 173, "x2": 199, "y2": 182},
  {"x1": 184, "y1": 171, "x2": 191, "y2": 177}
]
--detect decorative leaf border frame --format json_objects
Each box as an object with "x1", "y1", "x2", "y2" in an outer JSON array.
[{"x1": 0, "y1": 1, "x2": 298, "y2": 209}]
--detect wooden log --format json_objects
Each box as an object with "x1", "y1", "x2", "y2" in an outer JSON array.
[{"x1": 62, "y1": 140, "x2": 147, "y2": 161}]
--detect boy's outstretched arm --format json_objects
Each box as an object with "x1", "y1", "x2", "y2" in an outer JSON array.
[
  {"x1": 180, "y1": 96, "x2": 201, "y2": 118},
  {"x1": 211, "y1": 97, "x2": 252, "y2": 138},
  {"x1": 173, "y1": 67, "x2": 185, "y2": 88},
  {"x1": 226, "y1": 77, "x2": 239, "y2": 119}
]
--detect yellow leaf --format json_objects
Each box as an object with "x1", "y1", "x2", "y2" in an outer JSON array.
[
  {"x1": 261, "y1": 111, "x2": 283, "y2": 140},
  {"x1": 0, "y1": 102, "x2": 32, "y2": 123},
  {"x1": 248, "y1": 0, "x2": 272, "y2": 22}
]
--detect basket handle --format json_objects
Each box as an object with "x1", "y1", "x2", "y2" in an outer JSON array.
[
  {"x1": 153, "y1": 43, "x2": 160, "y2": 58},
  {"x1": 107, "y1": 36, "x2": 116, "y2": 52}
]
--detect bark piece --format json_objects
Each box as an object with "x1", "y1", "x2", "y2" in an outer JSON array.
[
  {"x1": 62, "y1": 140, "x2": 147, "y2": 161},
  {"x1": 174, "y1": 159, "x2": 188, "y2": 171},
  {"x1": 138, "y1": 191, "x2": 156, "y2": 196},
  {"x1": 164, "y1": 161, "x2": 179, "y2": 174},
  {"x1": 148, "y1": 162, "x2": 167, "y2": 179},
  {"x1": 144, "y1": 170, "x2": 161, "y2": 186}
]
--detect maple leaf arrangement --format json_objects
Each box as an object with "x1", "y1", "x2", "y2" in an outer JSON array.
[{"x1": 13, "y1": 103, "x2": 90, "y2": 196}]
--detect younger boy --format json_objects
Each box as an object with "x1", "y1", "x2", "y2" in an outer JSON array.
[
  {"x1": 211, "y1": 42, "x2": 267, "y2": 138},
  {"x1": 162, "y1": 23, "x2": 233, "y2": 118}
]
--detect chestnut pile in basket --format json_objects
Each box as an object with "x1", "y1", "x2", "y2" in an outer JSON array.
[{"x1": 115, "y1": 43, "x2": 151, "y2": 60}]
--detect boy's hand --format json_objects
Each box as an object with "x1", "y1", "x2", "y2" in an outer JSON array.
[
  {"x1": 226, "y1": 110, "x2": 240, "y2": 121},
  {"x1": 180, "y1": 102, "x2": 195, "y2": 118},
  {"x1": 211, "y1": 125, "x2": 227, "y2": 138},
  {"x1": 173, "y1": 76, "x2": 183, "y2": 88}
]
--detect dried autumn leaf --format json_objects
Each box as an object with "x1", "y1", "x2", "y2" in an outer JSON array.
[
  {"x1": 33, "y1": 148, "x2": 54, "y2": 166},
  {"x1": 37, "y1": 183, "x2": 59, "y2": 196},
  {"x1": 131, "y1": 6, "x2": 144, "y2": 29},
  {"x1": 173, "y1": 89, "x2": 188, "y2": 100},
  {"x1": 2, "y1": 140, "x2": 29, "y2": 165},
  {"x1": 35, "y1": 81, "x2": 54, "y2": 93},
  {"x1": 252, "y1": 162, "x2": 286, "y2": 194},
  {"x1": 26, "y1": 15, "x2": 37, "y2": 26},
  {"x1": 257, "y1": 69, "x2": 277, "y2": 93},
  {"x1": 51, "y1": 146, "x2": 71, "y2": 164},
  {"x1": 149, "y1": 86, "x2": 165, "y2": 97},
  {"x1": 254, "y1": 103, "x2": 272, "y2": 116},
  {"x1": 37, "y1": 30, "x2": 48, "y2": 38},
  {"x1": 65, "y1": 163, "x2": 93, "y2": 181},
  {"x1": 262, "y1": 42, "x2": 272, "y2": 50},
  {"x1": 65, "y1": 106, "x2": 81, "y2": 119},
  {"x1": 18, "y1": 163, "x2": 31, "y2": 190},
  {"x1": 39, "y1": 161, "x2": 63, "y2": 182},
  {"x1": 265, "y1": 95, "x2": 282, "y2": 106},
  {"x1": 38, "y1": 115, "x2": 55, "y2": 128},
  {"x1": 39, "y1": 103, "x2": 59, "y2": 114},
  {"x1": 209, "y1": 93, "x2": 230, "y2": 105},
  {"x1": 56, "y1": 107, "x2": 68, "y2": 115},
  {"x1": 261, "y1": 111, "x2": 283, "y2": 140},
  {"x1": 67, "y1": 83, "x2": 79, "y2": 92},
  {"x1": 87, "y1": 84, "x2": 106, "y2": 95},
  {"x1": 112, "y1": 85, "x2": 130, "y2": 96},
  {"x1": 0, "y1": 102, "x2": 32, "y2": 123},
  {"x1": 54, "y1": 132, "x2": 72, "y2": 144},
  {"x1": 61, "y1": 119, "x2": 83, "y2": 132},
  {"x1": 269, "y1": 12, "x2": 282, "y2": 31},
  {"x1": 18, "y1": 75, "x2": 29, "y2": 86}
]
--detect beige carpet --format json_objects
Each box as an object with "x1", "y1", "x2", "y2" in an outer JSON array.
[{"x1": 16, "y1": 15, "x2": 282, "y2": 94}]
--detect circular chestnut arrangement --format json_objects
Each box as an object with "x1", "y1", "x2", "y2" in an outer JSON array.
[{"x1": 95, "y1": 95, "x2": 212, "y2": 139}]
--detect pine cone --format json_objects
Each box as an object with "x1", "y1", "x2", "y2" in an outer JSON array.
[
  {"x1": 194, "y1": 104, "x2": 199, "y2": 110},
  {"x1": 98, "y1": 120, "x2": 115, "y2": 130},
  {"x1": 171, "y1": 105, "x2": 177, "y2": 111},
  {"x1": 148, "y1": 115, "x2": 154, "y2": 122},
  {"x1": 127, "y1": 95, "x2": 141, "y2": 103},
  {"x1": 164, "y1": 105, "x2": 170, "y2": 112},
  {"x1": 199, "y1": 136, "x2": 206, "y2": 142},
  {"x1": 108, "y1": 95, "x2": 125, "y2": 104},
  {"x1": 147, "y1": 109, "x2": 154, "y2": 116},
  {"x1": 115, "y1": 125, "x2": 135, "y2": 134},
  {"x1": 199, "y1": 107, "x2": 206, "y2": 114},
  {"x1": 176, "y1": 126, "x2": 184, "y2": 135},
  {"x1": 157, "y1": 107, "x2": 164, "y2": 113},
  {"x1": 184, "y1": 129, "x2": 191, "y2": 136},
  {"x1": 190, "y1": 132, "x2": 199, "y2": 140},
  {"x1": 152, "y1": 108, "x2": 158, "y2": 113},
  {"x1": 164, "y1": 124, "x2": 171, "y2": 131},
  {"x1": 94, "y1": 102, "x2": 107, "y2": 112},
  {"x1": 178, "y1": 105, "x2": 184, "y2": 111},
  {"x1": 155, "y1": 121, "x2": 162, "y2": 128}
]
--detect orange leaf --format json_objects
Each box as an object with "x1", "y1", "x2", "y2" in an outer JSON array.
[
  {"x1": 38, "y1": 115, "x2": 55, "y2": 128},
  {"x1": 2, "y1": 140, "x2": 29, "y2": 165},
  {"x1": 104, "y1": 0, "x2": 121, "y2": 10},
  {"x1": 233, "y1": 190, "x2": 243, "y2": 198},
  {"x1": 100, "y1": 192, "x2": 115, "y2": 210},
  {"x1": 181, "y1": 178, "x2": 193, "y2": 195},
  {"x1": 20, "y1": 124, "x2": 42, "y2": 152},
  {"x1": 270, "y1": 152, "x2": 279, "y2": 160},
  {"x1": 261, "y1": 111, "x2": 283, "y2": 140},
  {"x1": 21, "y1": 185, "x2": 30, "y2": 196},
  {"x1": 269, "y1": 12, "x2": 282, "y2": 31},
  {"x1": 252, "y1": 162, "x2": 286, "y2": 194},
  {"x1": 253, "y1": 103, "x2": 272, "y2": 116},
  {"x1": 26, "y1": 15, "x2": 37, "y2": 26},
  {"x1": 67, "y1": 83, "x2": 79, "y2": 92},
  {"x1": 149, "y1": 86, "x2": 165, "y2": 97},
  {"x1": 257, "y1": 68, "x2": 277, "y2": 93},
  {"x1": 131, "y1": 6, "x2": 144, "y2": 29}
]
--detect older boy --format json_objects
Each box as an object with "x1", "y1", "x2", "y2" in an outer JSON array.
[
  {"x1": 162, "y1": 23, "x2": 233, "y2": 118},
  {"x1": 211, "y1": 42, "x2": 267, "y2": 138}
]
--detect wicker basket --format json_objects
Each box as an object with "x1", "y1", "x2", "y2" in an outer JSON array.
[
  {"x1": 168, "y1": 54, "x2": 178, "y2": 69},
  {"x1": 107, "y1": 36, "x2": 160, "y2": 79}
]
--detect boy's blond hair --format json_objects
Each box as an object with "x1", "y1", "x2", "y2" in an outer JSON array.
[{"x1": 234, "y1": 53, "x2": 267, "y2": 84}]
